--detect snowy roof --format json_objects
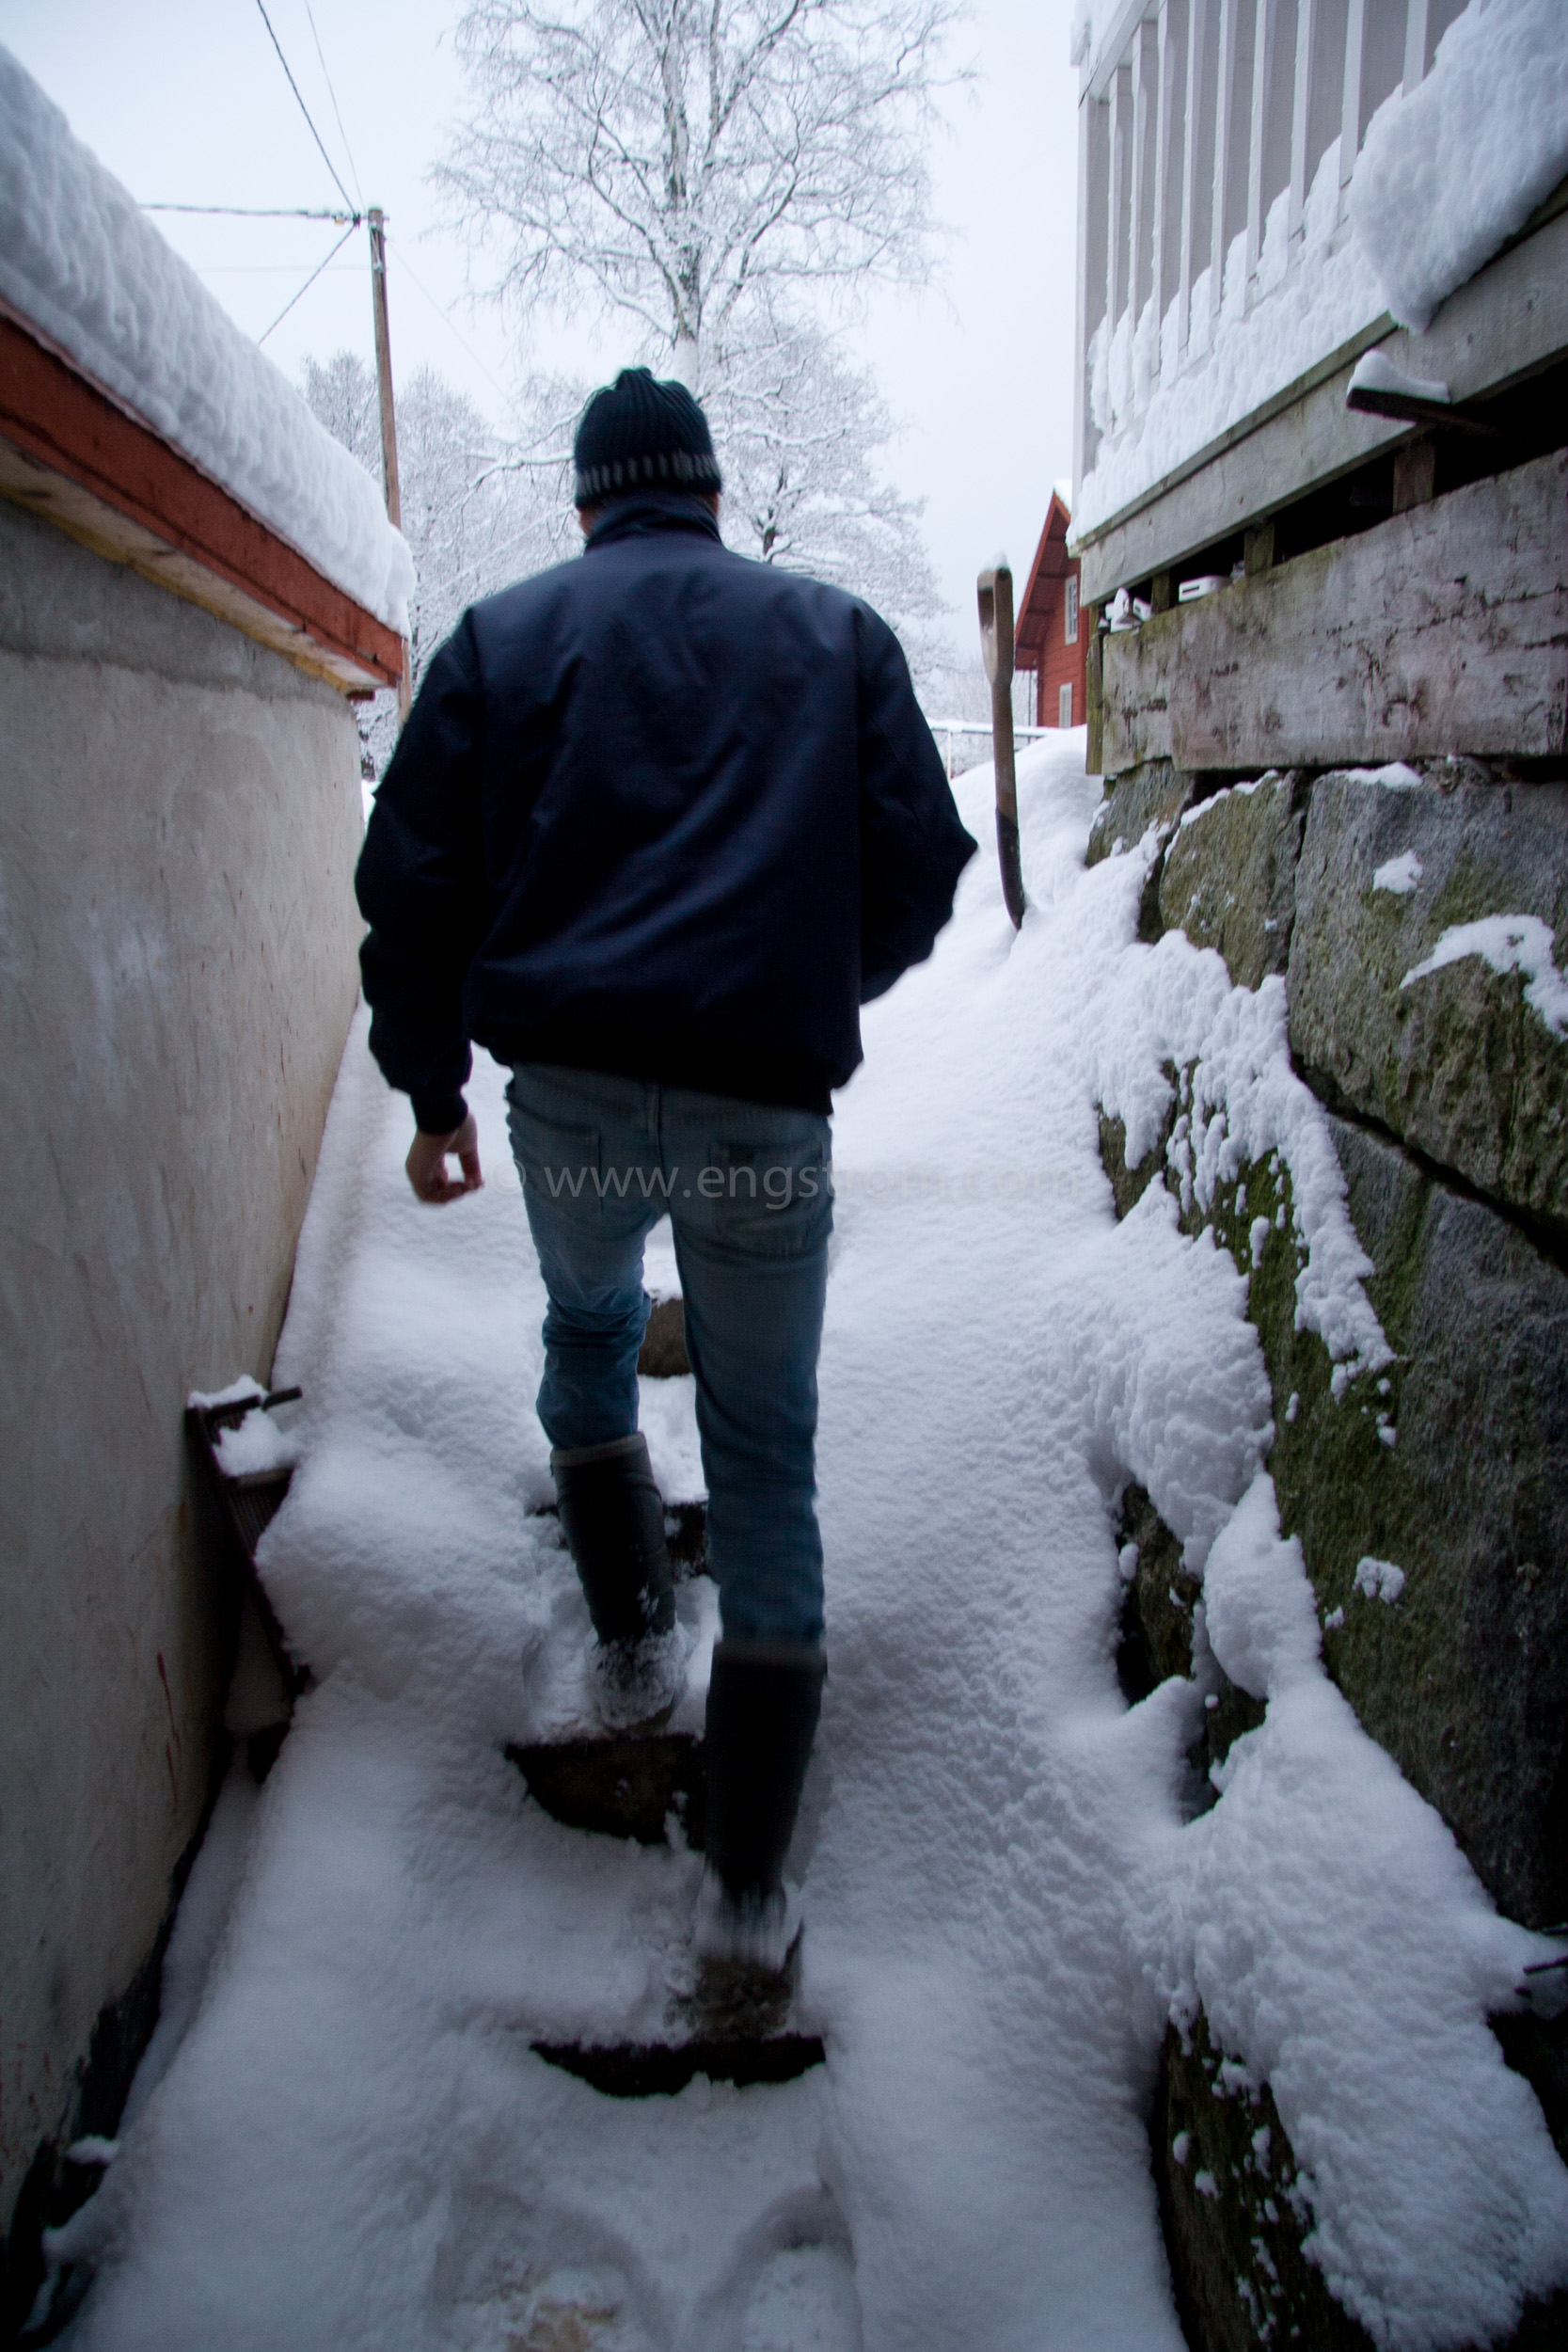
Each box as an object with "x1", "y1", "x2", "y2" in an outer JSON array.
[{"x1": 0, "y1": 44, "x2": 413, "y2": 636}]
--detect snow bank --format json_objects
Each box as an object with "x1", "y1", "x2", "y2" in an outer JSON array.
[
  {"x1": 0, "y1": 45, "x2": 413, "y2": 633},
  {"x1": 1351, "y1": 0, "x2": 1568, "y2": 331},
  {"x1": 1150, "y1": 1474, "x2": 1567, "y2": 2348},
  {"x1": 56, "y1": 735, "x2": 1568, "y2": 2347}
]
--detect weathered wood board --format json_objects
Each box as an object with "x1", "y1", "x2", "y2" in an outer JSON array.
[{"x1": 1101, "y1": 449, "x2": 1568, "y2": 774}]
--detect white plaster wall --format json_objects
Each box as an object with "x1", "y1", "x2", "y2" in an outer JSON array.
[{"x1": 0, "y1": 500, "x2": 366, "y2": 2233}]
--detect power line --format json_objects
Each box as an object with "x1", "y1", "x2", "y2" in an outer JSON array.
[
  {"x1": 253, "y1": 0, "x2": 356, "y2": 215},
  {"x1": 301, "y1": 0, "x2": 363, "y2": 204},
  {"x1": 389, "y1": 237, "x2": 515, "y2": 411},
  {"x1": 140, "y1": 201, "x2": 357, "y2": 221},
  {"x1": 258, "y1": 217, "x2": 359, "y2": 344}
]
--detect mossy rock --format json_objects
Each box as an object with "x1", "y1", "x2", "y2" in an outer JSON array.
[
  {"x1": 1157, "y1": 771, "x2": 1307, "y2": 992},
  {"x1": 1099, "y1": 1084, "x2": 1178, "y2": 1221},
  {"x1": 1153, "y1": 2010, "x2": 1372, "y2": 2351},
  {"x1": 1190, "y1": 1115, "x2": 1568, "y2": 1930},
  {"x1": 638, "y1": 1294, "x2": 689, "y2": 1377},
  {"x1": 1086, "y1": 759, "x2": 1201, "y2": 884},
  {"x1": 1154, "y1": 2010, "x2": 1568, "y2": 2349},
  {"x1": 1492, "y1": 2007, "x2": 1568, "y2": 2169},
  {"x1": 1288, "y1": 771, "x2": 1568, "y2": 1242},
  {"x1": 1117, "y1": 1482, "x2": 1200, "y2": 1693},
  {"x1": 1114, "y1": 1484, "x2": 1265, "y2": 1805}
]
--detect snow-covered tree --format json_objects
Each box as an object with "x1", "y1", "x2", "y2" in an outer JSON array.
[
  {"x1": 302, "y1": 351, "x2": 580, "y2": 769},
  {"x1": 438, "y1": 0, "x2": 958, "y2": 390},
  {"x1": 704, "y1": 302, "x2": 947, "y2": 688}
]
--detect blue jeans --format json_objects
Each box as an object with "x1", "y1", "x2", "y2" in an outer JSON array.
[{"x1": 505, "y1": 1064, "x2": 833, "y2": 1646}]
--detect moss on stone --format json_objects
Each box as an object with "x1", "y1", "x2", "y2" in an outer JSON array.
[
  {"x1": 1099, "y1": 1106, "x2": 1168, "y2": 1221},
  {"x1": 1173, "y1": 1104, "x2": 1568, "y2": 1929},
  {"x1": 1158, "y1": 771, "x2": 1307, "y2": 991},
  {"x1": 1288, "y1": 772, "x2": 1568, "y2": 1241},
  {"x1": 1086, "y1": 760, "x2": 1200, "y2": 873},
  {"x1": 1116, "y1": 1483, "x2": 1200, "y2": 1696},
  {"x1": 1154, "y1": 2010, "x2": 1373, "y2": 2351},
  {"x1": 1114, "y1": 1483, "x2": 1265, "y2": 1811}
]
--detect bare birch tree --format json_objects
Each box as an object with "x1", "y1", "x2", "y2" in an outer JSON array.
[
  {"x1": 438, "y1": 0, "x2": 958, "y2": 389},
  {"x1": 705, "y1": 300, "x2": 948, "y2": 684},
  {"x1": 303, "y1": 350, "x2": 580, "y2": 769}
]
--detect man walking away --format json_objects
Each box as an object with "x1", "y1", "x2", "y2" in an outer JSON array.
[{"x1": 356, "y1": 368, "x2": 976, "y2": 1975}]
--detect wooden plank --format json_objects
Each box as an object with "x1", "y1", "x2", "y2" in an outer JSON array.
[
  {"x1": 1075, "y1": 189, "x2": 1568, "y2": 603},
  {"x1": 1101, "y1": 447, "x2": 1568, "y2": 772},
  {"x1": 0, "y1": 306, "x2": 404, "y2": 691}
]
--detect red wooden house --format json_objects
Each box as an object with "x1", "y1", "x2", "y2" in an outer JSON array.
[{"x1": 1014, "y1": 489, "x2": 1086, "y2": 728}]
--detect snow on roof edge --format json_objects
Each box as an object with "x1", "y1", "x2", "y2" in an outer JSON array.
[{"x1": 0, "y1": 44, "x2": 413, "y2": 636}]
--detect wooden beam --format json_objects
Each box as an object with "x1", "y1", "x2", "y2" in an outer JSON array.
[
  {"x1": 0, "y1": 306, "x2": 404, "y2": 691},
  {"x1": 1101, "y1": 448, "x2": 1568, "y2": 772}
]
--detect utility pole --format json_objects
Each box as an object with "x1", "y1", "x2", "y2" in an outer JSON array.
[{"x1": 368, "y1": 207, "x2": 411, "y2": 723}]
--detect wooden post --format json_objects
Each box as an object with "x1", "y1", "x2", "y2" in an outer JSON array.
[
  {"x1": 977, "y1": 564, "x2": 1025, "y2": 928},
  {"x1": 1086, "y1": 607, "x2": 1105, "y2": 777},
  {"x1": 1392, "y1": 436, "x2": 1437, "y2": 513},
  {"x1": 368, "y1": 208, "x2": 411, "y2": 723}
]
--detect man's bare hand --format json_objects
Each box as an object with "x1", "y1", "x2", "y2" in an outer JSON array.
[{"x1": 406, "y1": 1114, "x2": 483, "y2": 1205}]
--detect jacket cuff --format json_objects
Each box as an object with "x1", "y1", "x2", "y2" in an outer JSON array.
[{"x1": 411, "y1": 1090, "x2": 468, "y2": 1137}]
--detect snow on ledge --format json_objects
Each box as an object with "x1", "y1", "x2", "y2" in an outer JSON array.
[
  {"x1": 0, "y1": 44, "x2": 414, "y2": 634},
  {"x1": 1402, "y1": 914, "x2": 1568, "y2": 1038}
]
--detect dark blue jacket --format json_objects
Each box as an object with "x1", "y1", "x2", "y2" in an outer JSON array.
[{"x1": 356, "y1": 496, "x2": 976, "y2": 1127}]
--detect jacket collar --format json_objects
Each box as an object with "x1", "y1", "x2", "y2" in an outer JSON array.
[{"x1": 584, "y1": 493, "x2": 722, "y2": 551}]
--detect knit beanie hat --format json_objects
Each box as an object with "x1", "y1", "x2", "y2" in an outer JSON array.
[{"x1": 573, "y1": 367, "x2": 723, "y2": 506}]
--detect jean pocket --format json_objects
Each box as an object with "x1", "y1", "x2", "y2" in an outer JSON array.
[{"x1": 699, "y1": 1133, "x2": 833, "y2": 1256}]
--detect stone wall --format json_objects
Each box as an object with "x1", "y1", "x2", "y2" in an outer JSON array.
[
  {"x1": 1091, "y1": 754, "x2": 1568, "y2": 2346},
  {"x1": 0, "y1": 501, "x2": 365, "y2": 2309}
]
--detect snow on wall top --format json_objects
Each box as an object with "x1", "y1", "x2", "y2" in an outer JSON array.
[
  {"x1": 1351, "y1": 0, "x2": 1568, "y2": 331},
  {"x1": 0, "y1": 45, "x2": 414, "y2": 635}
]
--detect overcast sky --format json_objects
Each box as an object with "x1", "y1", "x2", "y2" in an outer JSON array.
[{"x1": 2, "y1": 0, "x2": 1079, "y2": 691}]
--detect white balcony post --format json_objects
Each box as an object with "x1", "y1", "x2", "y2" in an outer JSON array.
[
  {"x1": 1153, "y1": 1, "x2": 1172, "y2": 364},
  {"x1": 1179, "y1": 0, "x2": 1209, "y2": 353},
  {"x1": 1340, "y1": 0, "x2": 1367, "y2": 197},
  {"x1": 1110, "y1": 59, "x2": 1135, "y2": 339},
  {"x1": 1403, "y1": 0, "x2": 1431, "y2": 88},
  {"x1": 1212, "y1": 0, "x2": 1242, "y2": 303},
  {"x1": 1132, "y1": 18, "x2": 1160, "y2": 343},
  {"x1": 1289, "y1": 0, "x2": 1315, "y2": 241},
  {"x1": 1246, "y1": 0, "x2": 1274, "y2": 280},
  {"x1": 1077, "y1": 87, "x2": 1113, "y2": 505}
]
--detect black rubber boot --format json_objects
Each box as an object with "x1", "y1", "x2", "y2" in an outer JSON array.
[
  {"x1": 550, "y1": 1433, "x2": 675, "y2": 1647},
  {"x1": 697, "y1": 1641, "x2": 826, "y2": 1968}
]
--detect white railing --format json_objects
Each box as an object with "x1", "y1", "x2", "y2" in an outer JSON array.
[
  {"x1": 1073, "y1": 0, "x2": 1468, "y2": 532},
  {"x1": 928, "y1": 719, "x2": 1053, "y2": 781}
]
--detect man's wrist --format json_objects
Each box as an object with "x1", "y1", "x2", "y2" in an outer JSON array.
[{"x1": 411, "y1": 1090, "x2": 468, "y2": 1136}]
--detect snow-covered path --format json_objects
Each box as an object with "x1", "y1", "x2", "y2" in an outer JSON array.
[{"x1": 60, "y1": 739, "x2": 1568, "y2": 2350}]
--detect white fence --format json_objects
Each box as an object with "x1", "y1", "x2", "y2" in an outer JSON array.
[
  {"x1": 1074, "y1": 0, "x2": 1468, "y2": 532},
  {"x1": 928, "y1": 719, "x2": 1053, "y2": 780}
]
